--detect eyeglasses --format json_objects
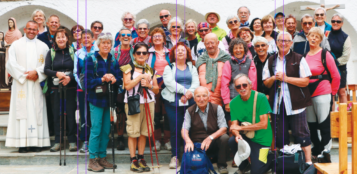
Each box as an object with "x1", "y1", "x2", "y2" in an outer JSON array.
[
  {"x1": 302, "y1": 22, "x2": 313, "y2": 26},
  {"x1": 331, "y1": 20, "x2": 342, "y2": 24},
  {"x1": 160, "y1": 15, "x2": 170, "y2": 19},
  {"x1": 277, "y1": 39, "x2": 292, "y2": 44},
  {"x1": 72, "y1": 29, "x2": 82, "y2": 34},
  {"x1": 229, "y1": 20, "x2": 238, "y2": 25},
  {"x1": 315, "y1": 13, "x2": 324, "y2": 17},
  {"x1": 153, "y1": 35, "x2": 163, "y2": 39},
  {"x1": 255, "y1": 44, "x2": 266, "y2": 48},
  {"x1": 121, "y1": 33, "x2": 131, "y2": 37},
  {"x1": 199, "y1": 29, "x2": 209, "y2": 33},
  {"x1": 286, "y1": 22, "x2": 295, "y2": 25},
  {"x1": 123, "y1": 18, "x2": 133, "y2": 22},
  {"x1": 135, "y1": 51, "x2": 148, "y2": 56},
  {"x1": 93, "y1": 26, "x2": 103, "y2": 30},
  {"x1": 235, "y1": 83, "x2": 248, "y2": 89},
  {"x1": 138, "y1": 28, "x2": 147, "y2": 31},
  {"x1": 276, "y1": 17, "x2": 285, "y2": 20},
  {"x1": 99, "y1": 32, "x2": 112, "y2": 37},
  {"x1": 25, "y1": 28, "x2": 38, "y2": 32},
  {"x1": 171, "y1": 26, "x2": 181, "y2": 29}
]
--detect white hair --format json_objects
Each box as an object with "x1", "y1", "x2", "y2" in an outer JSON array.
[
  {"x1": 168, "y1": 17, "x2": 184, "y2": 32},
  {"x1": 253, "y1": 36, "x2": 268, "y2": 45},
  {"x1": 301, "y1": 14, "x2": 315, "y2": 23},
  {"x1": 135, "y1": 19, "x2": 150, "y2": 29},
  {"x1": 233, "y1": 73, "x2": 252, "y2": 85},
  {"x1": 332, "y1": 13, "x2": 344, "y2": 22},
  {"x1": 121, "y1": 12, "x2": 136, "y2": 22},
  {"x1": 185, "y1": 19, "x2": 197, "y2": 30},
  {"x1": 96, "y1": 33, "x2": 113, "y2": 47},
  {"x1": 277, "y1": 32, "x2": 293, "y2": 41},
  {"x1": 194, "y1": 86, "x2": 210, "y2": 98},
  {"x1": 226, "y1": 14, "x2": 240, "y2": 25},
  {"x1": 31, "y1": 9, "x2": 45, "y2": 20},
  {"x1": 307, "y1": 27, "x2": 324, "y2": 40},
  {"x1": 314, "y1": 7, "x2": 326, "y2": 16},
  {"x1": 237, "y1": 6, "x2": 250, "y2": 14}
]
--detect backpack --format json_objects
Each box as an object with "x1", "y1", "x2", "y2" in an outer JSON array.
[
  {"x1": 178, "y1": 143, "x2": 217, "y2": 174},
  {"x1": 42, "y1": 46, "x2": 75, "y2": 94}
]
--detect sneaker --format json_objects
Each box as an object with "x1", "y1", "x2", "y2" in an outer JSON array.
[
  {"x1": 153, "y1": 140, "x2": 161, "y2": 152},
  {"x1": 131, "y1": 159, "x2": 143, "y2": 173},
  {"x1": 323, "y1": 150, "x2": 331, "y2": 163},
  {"x1": 50, "y1": 143, "x2": 61, "y2": 152},
  {"x1": 80, "y1": 141, "x2": 88, "y2": 153},
  {"x1": 164, "y1": 141, "x2": 172, "y2": 151},
  {"x1": 69, "y1": 143, "x2": 77, "y2": 152},
  {"x1": 218, "y1": 166, "x2": 229, "y2": 174},
  {"x1": 98, "y1": 157, "x2": 117, "y2": 169},
  {"x1": 88, "y1": 158, "x2": 104, "y2": 172},
  {"x1": 138, "y1": 158, "x2": 151, "y2": 172},
  {"x1": 169, "y1": 156, "x2": 179, "y2": 169}
]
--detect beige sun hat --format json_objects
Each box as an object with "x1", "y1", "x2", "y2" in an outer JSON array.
[{"x1": 205, "y1": 11, "x2": 220, "y2": 22}]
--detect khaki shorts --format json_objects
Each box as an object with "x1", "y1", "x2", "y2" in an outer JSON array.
[{"x1": 125, "y1": 102, "x2": 155, "y2": 138}]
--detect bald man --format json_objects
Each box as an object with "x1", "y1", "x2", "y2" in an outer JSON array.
[
  {"x1": 195, "y1": 33, "x2": 231, "y2": 106},
  {"x1": 182, "y1": 86, "x2": 229, "y2": 174}
]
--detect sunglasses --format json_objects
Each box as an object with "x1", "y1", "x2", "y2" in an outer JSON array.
[
  {"x1": 171, "y1": 26, "x2": 181, "y2": 29},
  {"x1": 160, "y1": 15, "x2": 170, "y2": 19},
  {"x1": 199, "y1": 29, "x2": 209, "y2": 33},
  {"x1": 72, "y1": 29, "x2": 82, "y2": 34},
  {"x1": 315, "y1": 13, "x2": 324, "y2": 17},
  {"x1": 235, "y1": 83, "x2": 248, "y2": 89},
  {"x1": 331, "y1": 20, "x2": 342, "y2": 24},
  {"x1": 121, "y1": 33, "x2": 131, "y2": 37},
  {"x1": 135, "y1": 51, "x2": 148, "y2": 56},
  {"x1": 229, "y1": 20, "x2": 238, "y2": 25},
  {"x1": 93, "y1": 26, "x2": 103, "y2": 30},
  {"x1": 99, "y1": 32, "x2": 112, "y2": 37},
  {"x1": 124, "y1": 18, "x2": 133, "y2": 22},
  {"x1": 277, "y1": 39, "x2": 292, "y2": 44},
  {"x1": 138, "y1": 28, "x2": 147, "y2": 31},
  {"x1": 255, "y1": 44, "x2": 266, "y2": 48},
  {"x1": 302, "y1": 22, "x2": 313, "y2": 26}
]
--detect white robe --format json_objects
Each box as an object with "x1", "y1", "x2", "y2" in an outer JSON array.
[{"x1": 5, "y1": 37, "x2": 50, "y2": 147}]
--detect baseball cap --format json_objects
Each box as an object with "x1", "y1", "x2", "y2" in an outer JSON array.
[
  {"x1": 234, "y1": 139, "x2": 251, "y2": 166},
  {"x1": 274, "y1": 12, "x2": 285, "y2": 19}
]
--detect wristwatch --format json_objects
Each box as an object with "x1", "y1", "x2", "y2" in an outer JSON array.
[{"x1": 209, "y1": 136, "x2": 214, "y2": 140}]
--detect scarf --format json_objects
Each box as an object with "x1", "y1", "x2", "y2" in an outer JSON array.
[
  {"x1": 196, "y1": 49, "x2": 231, "y2": 91},
  {"x1": 5, "y1": 17, "x2": 22, "y2": 45},
  {"x1": 133, "y1": 60, "x2": 153, "y2": 75}
]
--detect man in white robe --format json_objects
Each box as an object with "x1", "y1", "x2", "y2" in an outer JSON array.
[{"x1": 5, "y1": 20, "x2": 50, "y2": 153}]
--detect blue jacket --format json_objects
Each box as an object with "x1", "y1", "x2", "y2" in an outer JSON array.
[
  {"x1": 315, "y1": 21, "x2": 332, "y2": 34},
  {"x1": 114, "y1": 29, "x2": 138, "y2": 48},
  {"x1": 74, "y1": 46, "x2": 96, "y2": 89},
  {"x1": 85, "y1": 51, "x2": 122, "y2": 107},
  {"x1": 38, "y1": 31, "x2": 54, "y2": 49},
  {"x1": 292, "y1": 31, "x2": 331, "y2": 56}
]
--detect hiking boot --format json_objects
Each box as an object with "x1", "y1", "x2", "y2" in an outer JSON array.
[
  {"x1": 169, "y1": 156, "x2": 179, "y2": 169},
  {"x1": 153, "y1": 140, "x2": 161, "y2": 152},
  {"x1": 138, "y1": 158, "x2": 150, "y2": 172},
  {"x1": 218, "y1": 166, "x2": 229, "y2": 174},
  {"x1": 130, "y1": 159, "x2": 143, "y2": 173},
  {"x1": 88, "y1": 158, "x2": 104, "y2": 172},
  {"x1": 18, "y1": 147, "x2": 28, "y2": 153},
  {"x1": 80, "y1": 141, "x2": 88, "y2": 153},
  {"x1": 98, "y1": 157, "x2": 117, "y2": 169},
  {"x1": 29, "y1": 147, "x2": 42, "y2": 152},
  {"x1": 116, "y1": 138, "x2": 125, "y2": 150},
  {"x1": 69, "y1": 143, "x2": 77, "y2": 152},
  {"x1": 164, "y1": 141, "x2": 172, "y2": 151},
  {"x1": 50, "y1": 143, "x2": 61, "y2": 152},
  {"x1": 232, "y1": 160, "x2": 237, "y2": 167}
]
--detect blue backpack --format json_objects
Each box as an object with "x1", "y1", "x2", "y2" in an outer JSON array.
[{"x1": 178, "y1": 143, "x2": 217, "y2": 174}]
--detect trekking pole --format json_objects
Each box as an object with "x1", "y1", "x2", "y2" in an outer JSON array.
[
  {"x1": 63, "y1": 85, "x2": 67, "y2": 166},
  {"x1": 143, "y1": 87, "x2": 161, "y2": 172},
  {"x1": 76, "y1": 85, "x2": 80, "y2": 169},
  {"x1": 59, "y1": 83, "x2": 63, "y2": 166},
  {"x1": 108, "y1": 82, "x2": 116, "y2": 173}
]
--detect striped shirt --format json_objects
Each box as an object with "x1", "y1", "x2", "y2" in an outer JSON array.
[{"x1": 262, "y1": 50, "x2": 311, "y2": 116}]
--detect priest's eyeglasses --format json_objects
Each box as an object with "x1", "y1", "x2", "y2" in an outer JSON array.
[{"x1": 25, "y1": 28, "x2": 38, "y2": 32}]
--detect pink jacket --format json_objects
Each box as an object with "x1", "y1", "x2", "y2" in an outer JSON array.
[{"x1": 221, "y1": 56, "x2": 257, "y2": 104}]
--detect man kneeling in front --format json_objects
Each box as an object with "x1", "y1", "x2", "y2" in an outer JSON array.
[
  {"x1": 182, "y1": 86, "x2": 229, "y2": 174},
  {"x1": 229, "y1": 74, "x2": 273, "y2": 174}
]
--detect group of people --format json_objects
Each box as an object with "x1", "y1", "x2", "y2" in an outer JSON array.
[{"x1": 4, "y1": 5, "x2": 351, "y2": 174}]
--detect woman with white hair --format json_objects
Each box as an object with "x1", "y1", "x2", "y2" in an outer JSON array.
[
  {"x1": 31, "y1": 9, "x2": 47, "y2": 34},
  {"x1": 114, "y1": 12, "x2": 138, "y2": 47},
  {"x1": 305, "y1": 27, "x2": 340, "y2": 163},
  {"x1": 165, "y1": 17, "x2": 189, "y2": 49},
  {"x1": 184, "y1": 19, "x2": 198, "y2": 49},
  {"x1": 131, "y1": 19, "x2": 152, "y2": 47},
  {"x1": 253, "y1": 36, "x2": 272, "y2": 96},
  {"x1": 85, "y1": 32, "x2": 121, "y2": 172},
  {"x1": 222, "y1": 15, "x2": 240, "y2": 53}
]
